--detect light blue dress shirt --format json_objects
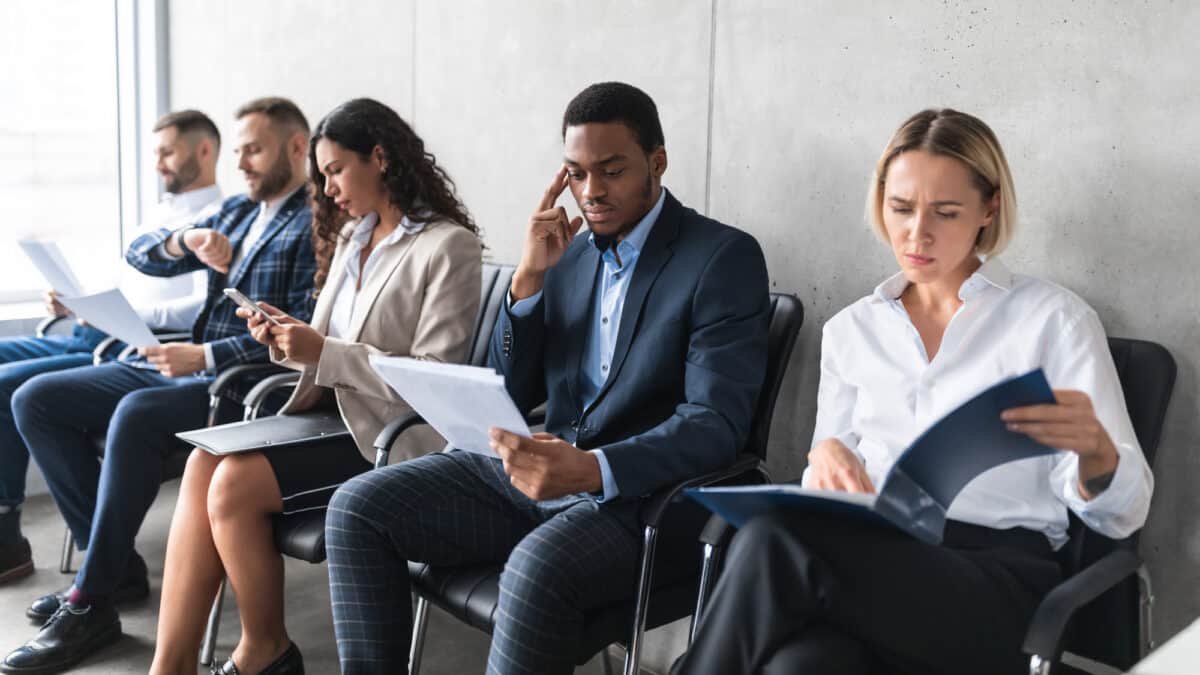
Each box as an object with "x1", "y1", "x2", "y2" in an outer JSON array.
[{"x1": 509, "y1": 189, "x2": 667, "y2": 501}]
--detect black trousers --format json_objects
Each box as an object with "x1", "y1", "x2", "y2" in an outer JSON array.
[{"x1": 674, "y1": 513, "x2": 1063, "y2": 675}]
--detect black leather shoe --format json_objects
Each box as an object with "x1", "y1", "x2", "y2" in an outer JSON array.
[
  {"x1": 25, "y1": 554, "x2": 149, "y2": 622},
  {"x1": 211, "y1": 642, "x2": 304, "y2": 675},
  {"x1": 0, "y1": 603, "x2": 121, "y2": 674},
  {"x1": 0, "y1": 538, "x2": 33, "y2": 586}
]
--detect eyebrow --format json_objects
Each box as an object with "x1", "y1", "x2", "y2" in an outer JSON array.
[
  {"x1": 563, "y1": 154, "x2": 628, "y2": 167},
  {"x1": 886, "y1": 196, "x2": 964, "y2": 207}
]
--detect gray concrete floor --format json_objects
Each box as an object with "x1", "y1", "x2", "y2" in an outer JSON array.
[{"x1": 0, "y1": 483, "x2": 617, "y2": 674}]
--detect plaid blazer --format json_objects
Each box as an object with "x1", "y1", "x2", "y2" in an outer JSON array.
[{"x1": 125, "y1": 189, "x2": 316, "y2": 373}]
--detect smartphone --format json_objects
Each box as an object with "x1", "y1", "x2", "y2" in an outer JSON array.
[{"x1": 223, "y1": 288, "x2": 281, "y2": 325}]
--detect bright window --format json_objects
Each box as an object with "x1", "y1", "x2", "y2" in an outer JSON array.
[{"x1": 0, "y1": 1, "x2": 121, "y2": 303}]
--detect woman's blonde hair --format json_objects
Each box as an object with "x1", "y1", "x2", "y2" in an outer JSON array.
[{"x1": 867, "y1": 109, "x2": 1018, "y2": 256}]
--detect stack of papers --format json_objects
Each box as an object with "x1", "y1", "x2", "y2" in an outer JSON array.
[
  {"x1": 18, "y1": 239, "x2": 159, "y2": 348},
  {"x1": 369, "y1": 356, "x2": 531, "y2": 455}
]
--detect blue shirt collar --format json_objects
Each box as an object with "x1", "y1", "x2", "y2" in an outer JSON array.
[{"x1": 587, "y1": 187, "x2": 666, "y2": 263}]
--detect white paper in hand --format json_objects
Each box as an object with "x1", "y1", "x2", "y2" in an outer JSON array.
[
  {"x1": 18, "y1": 240, "x2": 85, "y2": 297},
  {"x1": 369, "y1": 356, "x2": 531, "y2": 455},
  {"x1": 58, "y1": 289, "x2": 160, "y2": 348}
]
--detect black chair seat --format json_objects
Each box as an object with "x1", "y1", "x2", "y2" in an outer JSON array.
[
  {"x1": 273, "y1": 510, "x2": 328, "y2": 563},
  {"x1": 407, "y1": 556, "x2": 706, "y2": 664}
]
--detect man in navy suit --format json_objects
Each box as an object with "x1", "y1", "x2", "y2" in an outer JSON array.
[
  {"x1": 1, "y1": 98, "x2": 316, "y2": 675},
  {"x1": 325, "y1": 82, "x2": 771, "y2": 675}
]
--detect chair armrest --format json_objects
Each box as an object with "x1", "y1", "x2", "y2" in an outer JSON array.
[
  {"x1": 639, "y1": 453, "x2": 765, "y2": 529},
  {"x1": 92, "y1": 336, "x2": 122, "y2": 366},
  {"x1": 1021, "y1": 548, "x2": 1141, "y2": 662},
  {"x1": 241, "y1": 372, "x2": 303, "y2": 420},
  {"x1": 371, "y1": 412, "x2": 429, "y2": 469},
  {"x1": 525, "y1": 408, "x2": 547, "y2": 427},
  {"x1": 207, "y1": 363, "x2": 290, "y2": 398},
  {"x1": 35, "y1": 315, "x2": 69, "y2": 338}
]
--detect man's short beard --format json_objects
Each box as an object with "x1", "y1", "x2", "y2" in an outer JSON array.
[
  {"x1": 249, "y1": 149, "x2": 294, "y2": 202},
  {"x1": 164, "y1": 153, "x2": 201, "y2": 194}
]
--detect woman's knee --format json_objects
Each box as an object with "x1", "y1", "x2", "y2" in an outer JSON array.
[{"x1": 206, "y1": 454, "x2": 278, "y2": 522}]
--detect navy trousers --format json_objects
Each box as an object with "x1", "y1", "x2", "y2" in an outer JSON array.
[
  {"x1": 326, "y1": 450, "x2": 703, "y2": 675},
  {"x1": 0, "y1": 326, "x2": 109, "y2": 507},
  {"x1": 12, "y1": 362, "x2": 210, "y2": 595}
]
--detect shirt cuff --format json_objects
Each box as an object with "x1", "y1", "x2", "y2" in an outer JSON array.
[
  {"x1": 590, "y1": 449, "x2": 620, "y2": 502},
  {"x1": 203, "y1": 343, "x2": 216, "y2": 371},
  {"x1": 1059, "y1": 441, "x2": 1140, "y2": 516},
  {"x1": 507, "y1": 289, "x2": 543, "y2": 317}
]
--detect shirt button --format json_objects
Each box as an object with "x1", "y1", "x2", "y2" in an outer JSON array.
[
  {"x1": 602, "y1": 317, "x2": 609, "y2": 324},
  {"x1": 601, "y1": 364, "x2": 608, "y2": 372}
]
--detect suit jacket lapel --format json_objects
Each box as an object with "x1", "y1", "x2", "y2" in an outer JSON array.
[
  {"x1": 563, "y1": 244, "x2": 601, "y2": 407},
  {"x1": 310, "y1": 248, "x2": 347, "y2": 335},
  {"x1": 228, "y1": 190, "x2": 305, "y2": 288},
  {"x1": 344, "y1": 230, "x2": 420, "y2": 342},
  {"x1": 584, "y1": 191, "x2": 680, "y2": 413}
]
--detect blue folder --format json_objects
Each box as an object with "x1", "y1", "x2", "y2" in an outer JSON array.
[{"x1": 686, "y1": 369, "x2": 1059, "y2": 545}]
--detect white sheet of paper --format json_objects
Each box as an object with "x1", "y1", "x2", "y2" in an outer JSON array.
[
  {"x1": 57, "y1": 289, "x2": 160, "y2": 348},
  {"x1": 369, "y1": 355, "x2": 531, "y2": 455},
  {"x1": 18, "y1": 239, "x2": 85, "y2": 297}
]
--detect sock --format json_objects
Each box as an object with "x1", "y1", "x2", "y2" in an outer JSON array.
[
  {"x1": 66, "y1": 586, "x2": 111, "y2": 609},
  {"x1": 0, "y1": 505, "x2": 20, "y2": 543}
]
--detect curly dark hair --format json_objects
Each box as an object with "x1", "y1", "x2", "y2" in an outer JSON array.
[{"x1": 307, "y1": 98, "x2": 480, "y2": 292}]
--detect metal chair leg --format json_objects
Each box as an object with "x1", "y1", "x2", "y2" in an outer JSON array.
[
  {"x1": 1137, "y1": 564, "x2": 1155, "y2": 655},
  {"x1": 200, "y1": 577, "x2": 226, "y2": 666},
  {"x1": 1029, "y1": 654, "x2": 1052, "y2": 675},
  {"x1": 409, "y1": 595, "x2": 430, "y2": 675},
  {"x1": 689, "y1": 542, "x2": 722, "y2": 645},
  {"x1": 58, "y1": 526, "x2": 74, "y2": 574},
  {"x1": 622, "y1": 525, "x2": 659, "y2": 675}
]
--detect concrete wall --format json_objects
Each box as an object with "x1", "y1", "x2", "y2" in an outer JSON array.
[{"x1": 169, "y1": 0, "x2": 1200, "y2": 668}]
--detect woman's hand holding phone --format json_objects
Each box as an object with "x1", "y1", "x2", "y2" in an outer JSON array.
[{"x1": 238, "y1": 301, "x2": 325, "y2": 365}]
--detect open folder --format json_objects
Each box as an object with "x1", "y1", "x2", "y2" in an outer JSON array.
[
  {"x1": 686, "y1": 369, "x2": 1060, "y2": 545},
  {"x1": 369, "y1": 356, "x2": 531, "y2": 456}
]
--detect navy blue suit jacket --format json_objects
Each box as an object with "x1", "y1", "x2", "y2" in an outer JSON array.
[{"x1": 490, "y1": 190, "x2": 770, "y2": 501}]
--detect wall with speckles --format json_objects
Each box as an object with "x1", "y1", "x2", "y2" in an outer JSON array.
[{"x1": 171, "y1": 0, "x2": 1199, "y2": 669}]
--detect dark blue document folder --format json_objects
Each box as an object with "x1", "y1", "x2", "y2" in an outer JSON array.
[{"x1": 687, "y1": 369, "x2": 1059, "y2": 544}]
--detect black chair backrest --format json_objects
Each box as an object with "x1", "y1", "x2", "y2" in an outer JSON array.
[
  {"x1": 744, "y1": 294, "x2": 805, "y2": 461},
  {"x1": 1062, "y1": 337, "x2": 1176, "y2": 669},
  {"x1": 469, "y1": 263, "x2": 516, "y2": 367}
]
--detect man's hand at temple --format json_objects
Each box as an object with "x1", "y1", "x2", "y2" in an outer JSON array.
[
  {"x1": 510, "y1": 166, "x2": 584, "y2": 301},
  {"x1": 490, "y1": 428, "x2": 602, "y2": 501}
]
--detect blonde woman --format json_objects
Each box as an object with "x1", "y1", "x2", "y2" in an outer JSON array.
[
  {"x1": 149, "y1": 98, "x2": 482, "y2": 675},
  {"x1": 675, "y1": 109, "x2": 1152, "y2": 675}
]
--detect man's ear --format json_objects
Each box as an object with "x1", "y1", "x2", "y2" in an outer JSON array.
[
  {"x1": 649, "y1": 146, "x2": 668, "y2": 178},
  {"x1": 291, "y1": 131, "x2": 308, "y2": 161}
]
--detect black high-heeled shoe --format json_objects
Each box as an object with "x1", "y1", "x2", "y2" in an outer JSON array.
[{"x1": 211, "y1": 642, "x2": 304, "y2": 675}]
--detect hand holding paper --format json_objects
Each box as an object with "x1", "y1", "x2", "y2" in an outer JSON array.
[
  {"x1": 369, "y1": 356, "x2": 531, "y2": 455},
  {"x1": 489, "y1": 428, "x2": 602, "y2": 501}
]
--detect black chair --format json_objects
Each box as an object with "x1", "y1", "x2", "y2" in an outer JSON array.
[
  {"x1": 690, "y1": 336, "x2": 1175, "y2": 675},
  {"x1": 378, "y1": 293, "x2": 804, "y2": 675},
  {"x1": 1023, "y1": 337, "x2": 1176, "y2": 674},
  {"x1": 196, "y1": 262, "x2": 517, "y2": 665}
]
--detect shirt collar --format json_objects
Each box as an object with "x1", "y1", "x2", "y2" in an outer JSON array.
[
  {"x1": 872, "y1": 256, "x2": 1014, "y2": 303},
  {"x1": 588, "y1": 187, "x2": 666, "y2": 261},
  {"x1": 163, "y1": 184, "x2": 222, "y2": 211},
  {"x1": 348, "y1": 212, "x2": 421, "y2": 249},
  {"x1": 258, "y1": 184, "x2": 305, "y2": 223}
]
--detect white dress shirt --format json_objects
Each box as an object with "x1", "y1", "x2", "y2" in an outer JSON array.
[
  {"x1": 807, "y1": 258, "x2": 1153, "y2": 549},
  {"x1": 125, "y1": 184, "x2": 223, "y2": 330},
  {"x1": 326, "y1": 212, "x2": 425, "y2": 339}
]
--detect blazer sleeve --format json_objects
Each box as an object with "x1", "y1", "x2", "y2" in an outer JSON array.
[
  {"x1": 207, "y1": 221, "x2": 316, "y2": 371},
  {"x1": 314, "y1": 228, "x2": 483, "y2": 404},
  {"x1": 601, "y1": 233, "x2": 771, "y2": 499},
  {"x1": 488, "y1": 276, "x2": 550, "y2": 415},
  {"x1": 125, "y1": 200, "x2": 233, "y2": 277}
]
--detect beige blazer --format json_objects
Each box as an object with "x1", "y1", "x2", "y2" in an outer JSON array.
[{"x1": 273, "y1": 217, "x2": 482, "y2": 464}]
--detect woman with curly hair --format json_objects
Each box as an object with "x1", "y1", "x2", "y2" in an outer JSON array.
[{"x1": 149, "y1": 98, "x2": 482, "y2": 675}]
